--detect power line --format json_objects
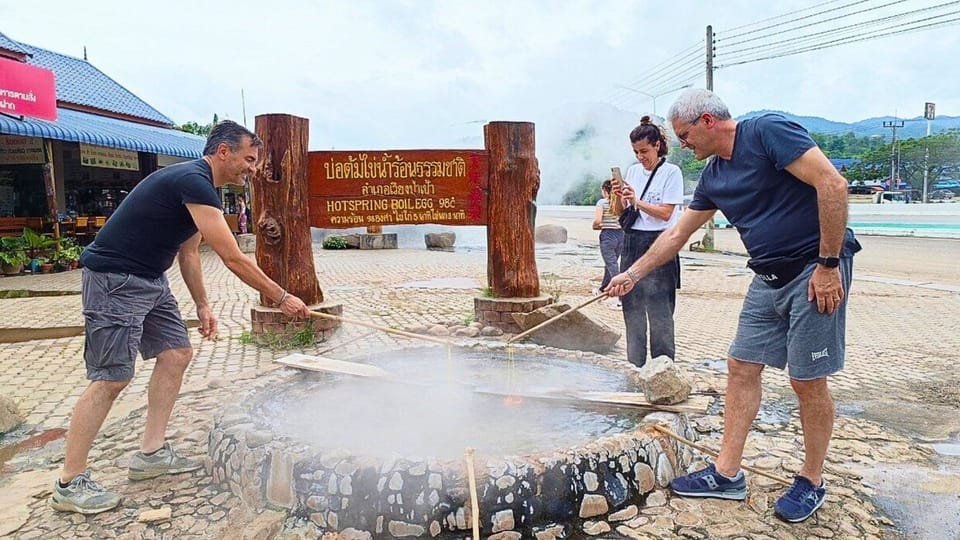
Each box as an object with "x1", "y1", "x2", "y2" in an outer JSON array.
[
  {"x1": 604, "y1": 42, "x2": 704, "y2": 103},
  {"x1": 718, "y1": 2, "x2": 960, "y2": 62},
  {"x1": 717, "y1": 13, "x2": 960, "y2": 68},
  {"x1": 721, "y1": 0, "x2": 851, "y2": 33},
  {"x1": 719, "y1": 0, "x2": 881, "y2": 40},
  {"x1": 719, "y1": 0, "x2": 932, "y2": 49}
]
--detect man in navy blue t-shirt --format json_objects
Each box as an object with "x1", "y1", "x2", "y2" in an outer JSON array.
[
  {"x1": 607, "y1": 89, "x2": 859, "y2": 523},
  {"x1": 51, "y1": 121, "x2": 311, "y2": 515}
]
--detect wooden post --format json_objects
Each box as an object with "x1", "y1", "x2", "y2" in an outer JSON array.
[
  {"x1": 42, "y1": 140, "x2": 60, "y2": 239},
  {"x1": 484, "y1": 122, "x2": 540, "y2": 298},
  {"x1": 251, "y1": 114, "x2": 323, "y2": 305}
]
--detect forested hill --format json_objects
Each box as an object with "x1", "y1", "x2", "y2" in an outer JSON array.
[{"x1": 740, "y1": 110, "x2": 960, "y2": 139}]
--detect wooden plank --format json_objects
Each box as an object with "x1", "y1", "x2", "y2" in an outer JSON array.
[
  {"x1": 574, "y1": 391, "x2": 711, "y2": 414},
  {"x1": 274, "y1": 353, "x2": 389, "y2": 378}
]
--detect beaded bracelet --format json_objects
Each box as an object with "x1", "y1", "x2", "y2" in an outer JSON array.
[
  {"x1": 626, "y1": 269, "x2": 641, "y2": 284},
  {"x1": 275, "y1": 290, "x2": 288, "y2": 307}
]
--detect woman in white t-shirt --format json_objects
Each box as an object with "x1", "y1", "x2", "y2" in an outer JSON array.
[{"x1": 613, "y1": 116, "x2": 684, "y2": 367}]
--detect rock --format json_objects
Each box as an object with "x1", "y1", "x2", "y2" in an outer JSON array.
[
  {"x1": 0, "y1": 396, "x2": 24, "y2": 434},
  {"x1": 341, "y1": 234, "x2": 362, "y2": 249},
  {"x1": 638, "y1": 356, "x2": 691, "y2": 405},
  {"x1": 582, "y1": 520, "x2": 611, "y2": 536},
  {"x1": 236, "y1": 233, "x2": 256, "y2": 253},
  {"x1": 428, "y1": 325, "x2": 451, "y2": 336},
  {"x1": 491, "y1": 509, "x2": 515, "y2": 533},
  {"x1": 387, "y1": 521, "x2": 425, "y2": 537},
  {"x1": 339, "y1": 528, "x2": 373, "y2": 540},
  {"x1": 241, "y1": 510, "x2": 286, "y2": 540},
  {"x1": 424, "y1": 232, "x2": 456, "y2": 251},
  {"x1": 480, "y1": 326, "x2": 504, "y2": 337},
  {"x1": 511, "y1": 304, "x2": 620, "y2": 353},
  {"x1": 608, "y1": 505, "x2": 638, "y2": 522},
  {"x1": 137, "y1": 507, "x2": 172, "y2": 523},
  {"x1": 579, "y1": 494, "x2": 609, "y2": 518},
  {"x1": 454, "y1": 327, "x2": 480, "y2": 338},
  {"x1": 645, "y1": 490, "x2": 667, "y2": 507},
  {"x1": 535, "y1": 224, "x2": 567, "y2": 244}
]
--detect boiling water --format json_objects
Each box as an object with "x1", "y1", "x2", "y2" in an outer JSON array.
[{"x1": 258, "y1": 348, "x2": 645, "y2": 459}]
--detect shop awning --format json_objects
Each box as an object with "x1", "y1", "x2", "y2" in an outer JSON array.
[{"x1": 0, "y1": 108, "x2": 204, "y2": 159}]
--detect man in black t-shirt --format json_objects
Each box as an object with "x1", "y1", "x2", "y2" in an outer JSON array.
[{"x1": 51, "y1": 121, "x2": 311, "y2": 514}]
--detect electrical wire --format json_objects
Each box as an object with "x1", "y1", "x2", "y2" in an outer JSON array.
[
  {"x1": 719, "y1": 0, "x2": 882, "y2": 41},
  {"x1": 719, "y1": 1, "x2": 960, "y2": 59},
  {"x1": 717, "y1": 13, "x2": 960, "y2": 68},
  {"x1": 721, "y1": 0, "x2": 851, "y2": 33}
]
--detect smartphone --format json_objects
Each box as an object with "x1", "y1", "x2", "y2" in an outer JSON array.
[{"x1": 611, "y1": 167, "x2": 623, "y2": 191}]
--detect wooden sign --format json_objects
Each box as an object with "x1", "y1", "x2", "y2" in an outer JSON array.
[{"x1": 308, "y1": 150, "x2": 489, "y2": 228}]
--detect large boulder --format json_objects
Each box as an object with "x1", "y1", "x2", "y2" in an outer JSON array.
[
  {"x1": 535, "y1": 224, "x2": 568, "y2": 244},
  {"x1": 511, "y1": 303, "x2": 620, "y2": 353},
  {"x1": 0, "y1": 395, "x2": 24, "y2": 434},
  {"x1": 425, "y1": 232, "x2": 456, "y2": 251},
  {"x1": 639, "y1": 356, "x2": 691, "y2": 405}
]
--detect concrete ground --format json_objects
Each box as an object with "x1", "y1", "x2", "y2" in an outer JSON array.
[{"x1": 0, "y1": 208, "x2": 958, "y2": 539}]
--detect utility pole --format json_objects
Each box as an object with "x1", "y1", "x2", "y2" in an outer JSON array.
[
  {"x1": 922, "y1": 102, "x2": 935, "y2": 203},
  {"x1": 883, "y1": 118, "x2": 904, "y2": 190},
  {"x1": 701, "y1": 25, "x2": 716, "y2": 250}
]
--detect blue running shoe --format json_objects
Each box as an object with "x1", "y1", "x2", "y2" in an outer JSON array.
[
  {"x1": 775, "y1": 476, "x2": 826, "y2": 522},
  {"x1": 669, "y1": 463, "x2": 747, "y2": 500}
]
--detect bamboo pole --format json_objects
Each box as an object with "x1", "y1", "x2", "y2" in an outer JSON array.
[
  {"x1": 309, "y1": 311, "x2": 455, "y2": 346},
  {"x1": 507, "y1": 293, "x2": 608, "y2": 343},
  {"x1": 464, "y1": 447, "x2": 480, "y2": 540},
  {"x1": 652, "y1": 425, "x2": 792, "y2": 487}
]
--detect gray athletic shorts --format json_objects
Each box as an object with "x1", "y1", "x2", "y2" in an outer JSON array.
[
  {"x1": 81, "y1": 268, "x2": 191, "y2": 381},
  {"x1": 728, "y1": 258, "x2": 853, "y2": 381}
]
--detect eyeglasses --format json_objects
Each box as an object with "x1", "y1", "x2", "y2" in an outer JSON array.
[{"x1": 676, "y1": 116, "x2": 702, "y2": 144}]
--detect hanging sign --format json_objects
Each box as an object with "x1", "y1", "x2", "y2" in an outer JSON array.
[
  {"x1": 0, "y1": 56, "x2": 57, "y2": 121},
  {"x1": 0, "y1": 135, "x2": 45, "y2": 164},
  {"x1": 79, "y1": 143, "x2": 140, "y2": 171}
]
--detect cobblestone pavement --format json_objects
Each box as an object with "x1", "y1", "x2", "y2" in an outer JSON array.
[{"x1": 0, "y1": 222, "x2": 958, "y2": 539}]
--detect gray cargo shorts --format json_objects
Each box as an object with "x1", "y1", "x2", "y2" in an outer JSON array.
[
  {"x1": 728, "y1": 258, "x2": 853, "y2": 381},
  {"x1": 81, "y1": 268, "x2": 192, "y2": 381}
]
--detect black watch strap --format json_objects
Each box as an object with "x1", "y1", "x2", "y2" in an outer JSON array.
[{"x1": 817, "y1": 256, "x2": 840, "y2": 268}]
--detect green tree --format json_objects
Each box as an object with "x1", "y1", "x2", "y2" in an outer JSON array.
[
  {"x1": 847, "y1": 130, "x2": 960, "y2": 200},
  {"x1": 176, "y1": 114, "x2": 221, "y2": 136}
]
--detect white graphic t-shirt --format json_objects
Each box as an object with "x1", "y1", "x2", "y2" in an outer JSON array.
[{"x1": 622, "y1": 160, "x2": 684, "y2": 231}]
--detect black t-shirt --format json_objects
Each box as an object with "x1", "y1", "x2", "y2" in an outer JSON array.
[{"x1": 80, "y1": 159, "x2": 222, "y2": 278}]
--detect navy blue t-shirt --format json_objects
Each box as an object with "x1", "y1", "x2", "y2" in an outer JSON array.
[
  {"x1": 689, "y1": 114, "x2": 832, "y2": 262},
  {"x1": 80, "y1": 159, "x2": 222, "y2": 278}
]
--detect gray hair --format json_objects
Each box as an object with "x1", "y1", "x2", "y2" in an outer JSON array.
[
  {"x1": 202, "y1": 120, "x2": 263, "y2": 156},
  {"x1": 667, "y1": 88, "x2": 732, "y2": 124}
]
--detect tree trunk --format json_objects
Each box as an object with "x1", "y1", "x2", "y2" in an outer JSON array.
[
  {"x1": 252, "y1": 114, "x2": 323, "y2": 305},
  {"x1": 484, "y1": 122, "x2": 540, "y2": 298}
]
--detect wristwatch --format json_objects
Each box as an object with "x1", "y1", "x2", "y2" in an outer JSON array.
[{"x1": 817, "y1": 256, "x2": 840, "y2": 268}]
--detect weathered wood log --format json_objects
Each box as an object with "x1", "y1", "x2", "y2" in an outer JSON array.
[
  {"x1": 484, "y1": 122, "x2": 540, "y2": 298},
  {"x1": 252, "y1": 114, "x2": 323, "y2": 305}
]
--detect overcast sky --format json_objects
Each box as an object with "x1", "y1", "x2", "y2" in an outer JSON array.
[{"x1": 3, "y1": 0, "x2": 957, "y2": 152}]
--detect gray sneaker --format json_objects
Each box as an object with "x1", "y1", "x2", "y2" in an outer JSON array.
[
  {"x1": 128, "y1": 442, "x2": 203, "y2": 481},
  {"x1": 50, "y1": 471, "x2": 122, "y2": 514}
]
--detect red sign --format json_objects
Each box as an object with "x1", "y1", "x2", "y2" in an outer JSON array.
[
  {"x1": 0, "y1": 56, "x2": 57, "y2": 121},
  {"x1": 308, "y1": 150, "x2": 489, "y2": 228}
]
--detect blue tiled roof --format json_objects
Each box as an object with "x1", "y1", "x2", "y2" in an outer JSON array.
[
  {"x1": 0, "y1": 32, "x2": 28, "y2": 55},
  {"x1": 10, "y1": 38, "x2": 173, "y2": 125},
  {"x1": 0, "y1": 108, "x2": 204, "y2": 159}
]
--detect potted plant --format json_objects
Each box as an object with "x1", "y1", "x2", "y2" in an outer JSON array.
[
  {"x1": 0, "y1": 236, "x2": 28, "y2": 275},
  {"x1": 21, "y1": 227, "x2": 58, "y2": 269},
  {"x1": 38, "y1": 257, "x2": 53, "y2": 274},
  {"x1": 54, "y1": 238, "x2": 82, "y2": 271}
]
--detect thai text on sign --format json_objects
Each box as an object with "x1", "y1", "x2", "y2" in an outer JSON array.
[
  {"x1": 308, "y1": 150, "x2": 489, "y2": 228},
  {"x1": 79, "y1": 143, "x2": 140, "y2": 171},
  {"x1": 0, "y1": 57, "x2": 57, "y2": 121},
  {"x1": 0, "y1": 135, "x2": 45, "y2": 165}
]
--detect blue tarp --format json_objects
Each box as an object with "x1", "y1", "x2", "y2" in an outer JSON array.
[{"x1": 0, "y1": 108, "x2": 204, "y2": 158}]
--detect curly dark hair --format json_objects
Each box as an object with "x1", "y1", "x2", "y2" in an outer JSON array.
[{"x1": 628, "y1": 115, "x2": 668, "y2": 158}]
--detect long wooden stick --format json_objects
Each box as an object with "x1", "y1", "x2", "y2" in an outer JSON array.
[
  {"x1": 464, "y1": 447, "x2": 480, "y2": 540},
  {"x1": 310, "y1": 311, "x2": 455, "y2": 346},
  {"x1": 507, "y1": 293, "x2": 609, "y2": 343},
  {"x1": 652, "y1": 425, "x2": 792, "y2": 487}
]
